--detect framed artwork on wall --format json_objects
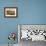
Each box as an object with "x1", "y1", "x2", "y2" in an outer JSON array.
[
  {"x1": 18, "y1": 24, "x2": 46, "y2": 42},
  {"x1": 4, "y1": 7, "x2": 18, "y2": 18}
]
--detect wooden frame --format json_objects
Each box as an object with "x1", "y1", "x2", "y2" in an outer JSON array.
[{"x1": 4, "y1": 7, "x2": 18, "y2": 18}]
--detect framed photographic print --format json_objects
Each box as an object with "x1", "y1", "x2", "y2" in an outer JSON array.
[
  {"x1": 18, "y1": 24, "x2": 46, "y2": 42},
  {"x1": 4, "y1": 7, "x2": 18, "y2": 18}
]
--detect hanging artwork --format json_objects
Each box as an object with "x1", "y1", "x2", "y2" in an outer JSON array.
[
  {"x1": 4, "y1": 7, "x2": 18, "y2": 18},
  {"x1": 18, "y1": 24, "x2": 46, "y2": 41}
]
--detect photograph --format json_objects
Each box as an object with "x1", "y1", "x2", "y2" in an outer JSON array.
[
  {"x1": 18, "y1": 24, "x2": 46, "y2": 41},
  {"x1": 4, "y1": 7, "x2": 18, "y2": 18}
]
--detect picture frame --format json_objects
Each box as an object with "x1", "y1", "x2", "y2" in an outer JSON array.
[
  {"x1": 18, "y1": 24, "x2": 46, "y2": 42},
  {"x1": 4, "y1": 7, "x2": 18, "y2": 18}
]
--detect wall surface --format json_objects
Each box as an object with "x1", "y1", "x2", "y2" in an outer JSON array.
[{"x1": 0, "y1": 0, "x2": 46, "y2": 45}]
